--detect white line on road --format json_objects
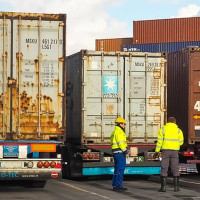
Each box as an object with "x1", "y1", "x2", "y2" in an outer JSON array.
[
  {"x1": 168, "y1": 177, "x2": 200, "y2": 185},
  {"x1": 58, "y1": 180, "x2": 113, "y2": 200},
  {"x1": 180, "y1": 179, "x2": 200, "y2": 185}
]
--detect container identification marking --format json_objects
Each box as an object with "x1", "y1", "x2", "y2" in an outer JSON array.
[{"x1": 194, "y1": 101, "x2": 200, "y2": 111}]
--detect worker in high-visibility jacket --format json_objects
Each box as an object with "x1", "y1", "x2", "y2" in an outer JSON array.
[
  {"x1": 155, "y1": 117, "x2": 184, "y2": 192},
  {"x1": 111, "y1": 117, "x2": 129, "y2": 192}
]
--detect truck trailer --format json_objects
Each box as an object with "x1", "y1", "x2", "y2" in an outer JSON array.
[
  {"x1": 0, "y1": 12, "x2": 66, "y2": 187},
  {"x1": 63, "y1": 50, "x2": 167, "y2": 178}
]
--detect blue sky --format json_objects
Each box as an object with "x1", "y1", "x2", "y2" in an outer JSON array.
[
  {"x1": 107, "y1": 0, "x2": 200, "y2": 33},
  {"x1": 0, "y1": 0, "x2": 200, "y2": 54}
]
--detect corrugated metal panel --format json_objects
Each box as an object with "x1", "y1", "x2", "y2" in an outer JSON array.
[
  {"x1": 167, "y1": 47, "x2": 200, "y2": 145},
  {"x1": 66, "y1": 50, "x2": 167, "y2": 145},
  {"x1": 122, "y1": 41, "x2": 200, "y2": 53},
  {"x1": 0, "y1": 12, "x2": 66, "y2": 140},
  {"x1": 95, "y1": 38, "x2": 133, "y2": 51},
  {"x1": 133, "y1": 17, "x2": 200, "y2": 44}
]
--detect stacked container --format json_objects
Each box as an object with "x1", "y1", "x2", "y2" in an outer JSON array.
[
  {"x1": 95, "y1": 38, "x2": 133, "y2": 52},
  {"x1": 133, "y1": 17, "x2": 200, "y2": 44}
]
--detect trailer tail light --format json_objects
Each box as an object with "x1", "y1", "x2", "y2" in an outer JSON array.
[
  {"x1": 83, "y1": 153, "x2": 89, "y2": 159},
  {"x1": 83, "y1": 153, "x2": 100, "y2": 160},
  {"x1": 28, "y1": 161, "x2": 33, "y2": 168},
  {"x1": 44, "y1": 161, "x2": 50, "y2": 168},
  {"x1": 147, "y1": 152, "x2": 162, "y2": 160},
  {"x1": 55, "y1": 163, "x2": 62, "y2": 169},
  {"x1": 183, "y1": 151, "x2": 194, "y2": 157},
  {"x1": 88, "y1": 154, "x2": 94, "y2": 159},
  {"x1": 50, "y1": 161, "x2": 56, "y2": 168},
  {"x1": 94, "y1": 153, "x2": 99, "y2": 159},
  {"x1": 37, "y1": 161, "x2": 43, "y2": 168}
]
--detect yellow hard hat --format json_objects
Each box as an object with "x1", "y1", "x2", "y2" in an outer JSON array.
[{"x1": 115, "y1": 117, "x2": 126, "y2": 124}]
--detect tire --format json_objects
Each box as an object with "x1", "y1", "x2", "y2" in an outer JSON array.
[
  {"x1": 196, "y1": 164, "x2": 200, "y2": 174},
  {"x1": 30, "y1": 181, "x2": 46, "y2": 188}
]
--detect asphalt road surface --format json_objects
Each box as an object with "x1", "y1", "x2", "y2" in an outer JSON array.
[
  {"x1": 0, "y1": 164, "x2": 199, "y2": 200},
  {"x1": 0, "y1": 174, "x2": 200, "y2": 200}
]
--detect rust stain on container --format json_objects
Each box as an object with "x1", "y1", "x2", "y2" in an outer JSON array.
[
  {"x1": 133, "y1": 17, "x2": 200, "y2": 44},
  {"x1": 0, "y1": 12, "x2": 66, "y2": 21},
  {"x1": 15, "y1": 90, "x2": 61, "y2": 137},
  {"x1": 106, "y1": 104, "x2": 114, "y2": 114}
]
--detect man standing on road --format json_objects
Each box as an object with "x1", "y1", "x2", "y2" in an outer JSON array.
[
  {"x1": 111, "y1": 117, "x2": 129, "y2": 192},
  {"x1": 155, "y1": 117, "x2": 184, "y2": 192}
]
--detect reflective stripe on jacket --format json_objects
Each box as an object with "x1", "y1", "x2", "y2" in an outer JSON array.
[
  {"x1": 111, "y1": 126, "x2": 127, "y2": 153},
  {"x1": 155, "y1": 122, "x2": 184, "y2": 152}
]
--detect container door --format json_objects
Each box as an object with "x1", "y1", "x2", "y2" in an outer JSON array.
[
  {"x1": 82, "y1": 53, "x2": 124, "y2": 144},
  {"x1": 189, "y1": 50, "x2": 200, "y2": 143},
  {"x1": 0, "y1": 17, "x2": 11, "y2": 139},
  {"x1": 11, "y1": 17, "x2": 64, "y2": 140},
  {"x1": 125, "y1": 54, "x2": 167, "y2": 144}
]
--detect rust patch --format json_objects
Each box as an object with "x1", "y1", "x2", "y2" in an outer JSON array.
[
  {"x1": 106, "y1": 104, "x2": 114, "y2": 114},
  {"x1": 12, "y1": 87, "x2": 62, "y2": 139},
  {"x1": 59, "y1": 57, "x2": 64, "y2": 62}
]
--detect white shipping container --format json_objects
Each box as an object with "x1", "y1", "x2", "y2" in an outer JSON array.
[
  {"x1": 0, "y1": 12, "x2": 66, "y2": 140},
  {"x1": 66, "y1": 50, "x2": 167, "y2": 145}
]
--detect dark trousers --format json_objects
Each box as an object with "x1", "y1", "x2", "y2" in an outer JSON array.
[
  {"x1": 161, "y1": 150, "x2": 179, "y2": 177},
  {"x1": 112, "y1": 153, "x2": 126, "y2": 188}
]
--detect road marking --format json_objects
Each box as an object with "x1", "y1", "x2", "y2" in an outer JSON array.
[
  {"x1": 180, "y1": 179, "x2": 200, "y2": 185},
  {"x1": 58, "y1": 181, "x2": 113, "y2": 200},
  {"x1": 168, "y1": 177, "x2": 200, "y2": 185}
]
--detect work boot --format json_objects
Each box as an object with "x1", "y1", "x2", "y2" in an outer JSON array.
[
  {"x1": 173, "y1": 176, "x2": 180, "y2": 192},
  {"x1": 113, "y1": 187, "x2": 128, "y2": 192},
  {"x1": 159, "y1": 176, "x2": 166, "y2": 192}
]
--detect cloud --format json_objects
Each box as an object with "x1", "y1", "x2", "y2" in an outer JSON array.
[
  {"x1": 1, "y1": 0, "x2": 130, "y2": 55},
  {"x1": 148, "y1": 0, "x2": 185, "y2": 4},
  {"x1": 175, "y1": 4, "x2": 200, "y2": 18}
]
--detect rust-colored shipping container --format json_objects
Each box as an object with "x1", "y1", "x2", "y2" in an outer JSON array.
[
  {"x1": 167, "y1": 47, "x2": 200, "y2": 162},
  {"x1": 167, "y1": 47, "x2": 200, "y2": 172},
  {"x1": 133, "y1": 17, "x2": 200, "y2": 44},
  {"x1": 95, "y1": 37, "x2": 133, "y2": 51}
]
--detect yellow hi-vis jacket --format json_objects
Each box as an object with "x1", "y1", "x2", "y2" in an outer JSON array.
[
  {"x1": 155, "y1": 122, "x2": 184, "y2": 152},
  {"x1": 111, "y1": 126, "x2": 128, "y2": 153}
]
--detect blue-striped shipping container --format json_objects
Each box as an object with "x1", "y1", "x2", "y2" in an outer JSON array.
[{"x1": 122, "y1": 41, "x2": 200, "y2": 53}]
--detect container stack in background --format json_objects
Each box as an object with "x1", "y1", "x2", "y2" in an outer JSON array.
[
  {"x1": 95, "y1": 17, "x2": 200, "y2": 53},
  {"x1": 95, "y1": 37, "x2": 133, "y2": 51}
]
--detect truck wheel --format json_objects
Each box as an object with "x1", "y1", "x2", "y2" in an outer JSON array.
[
  {"x1": 30, "y1": 181, "x2": 46, "y2": 188},
  {"x1": 196, "y1": 164, "x2": 200, "y2": 174}
]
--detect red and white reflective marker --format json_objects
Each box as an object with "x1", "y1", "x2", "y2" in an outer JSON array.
[{"x1": 51, "y1": 171, "x2": 58, "y2": 178}]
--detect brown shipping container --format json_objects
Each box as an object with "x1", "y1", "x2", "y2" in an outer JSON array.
[
  {"x1": 133, "y1": 17, "x2": 200, "y2": 44},
  {"x1": 167, "y1": 47, "x2": 200, "y2": 145},
  {"x1": 95, "y1": 37, "x2": 133, "y2": 51}
]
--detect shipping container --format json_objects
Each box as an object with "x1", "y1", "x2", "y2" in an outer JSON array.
[
  {"x1": 0, "y1": 11, "x2": 66, "y2": 187},
  {"x1": 64, "y1": 50, "x2": 167, "y2": 177},
  {"x1": 133, "y1": 17, "x2": 200, "y2": 44},
  {"x1": 0, "y1": 12, "x2": 66, "y2": 140},
  {"x1": 167, "y1": 47, "x2": 200, "y2": 173},
  {"x1": 95, "y1": 37, "x2": 133, "y2": 51},
  {"x1": 123, "y1": 41, "x2": 200, "y2": 53}
]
